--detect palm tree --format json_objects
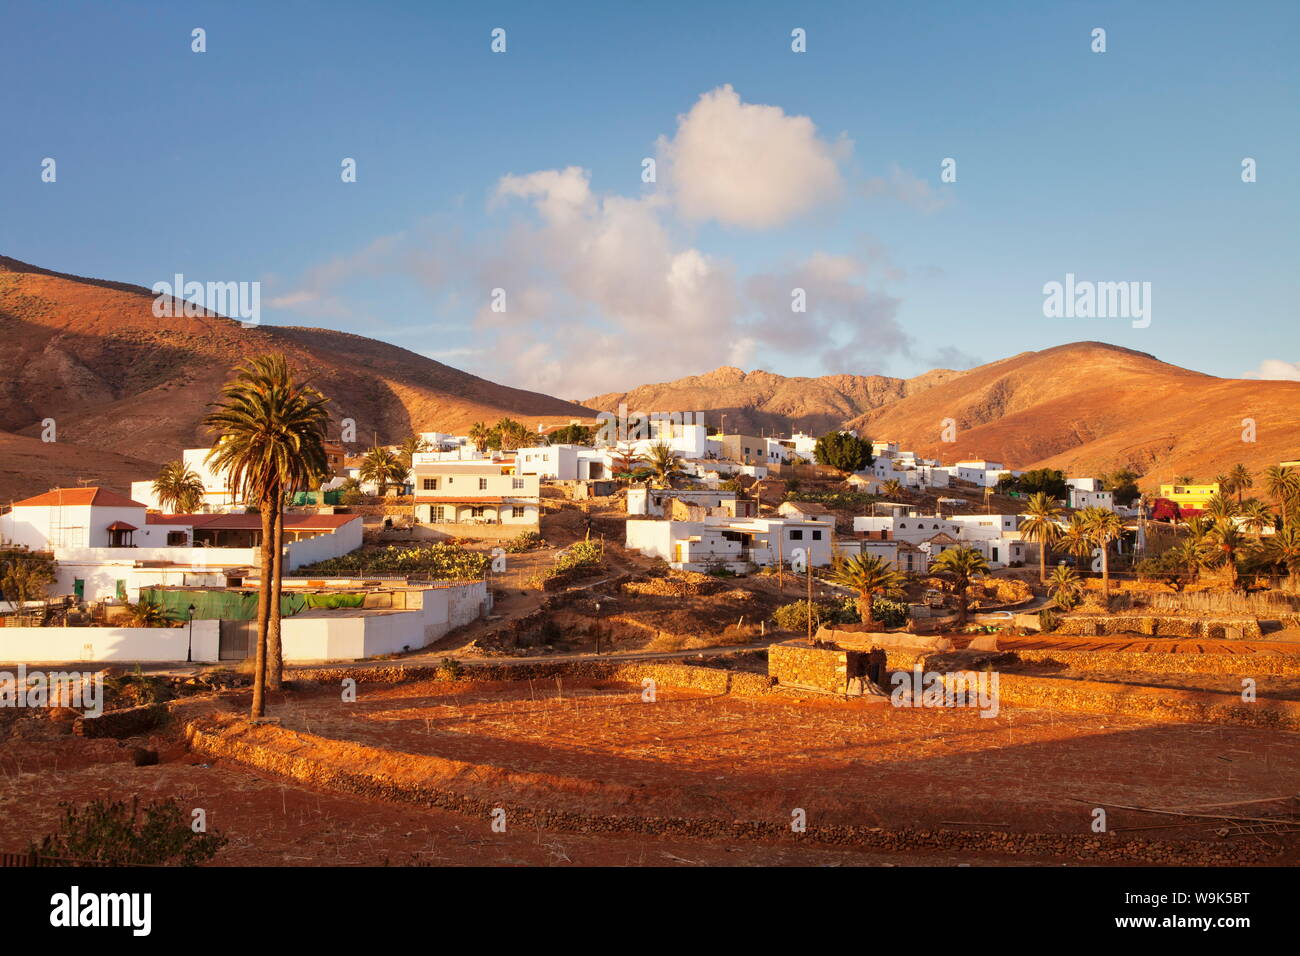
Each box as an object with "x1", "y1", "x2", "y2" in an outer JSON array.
[
  {"x1": 1263, "y1": 465, "x2": 1299, "y2": 528},
  {"x1": 467, "y1": 421, "x2": 490, "y2": 454},
  {"x1": 929, "y1": 546, "x2": 990, "y2": 626},
  {"x1": 1020, "y1": 492, "x2": 1063, "y2": 584},
  {"x1": 1227, "y1": 464, "x2": 1253, "y2": 505},
  {"x1": 1210, "y1": 522, "x2": 1250, "y2": 590},
  {"x1": 1257, "y1": 525, "x2": 1300, "y2": 591},
  {"x1": 825, "y1": 553, "x2": 906, "y2": 631},
  {"x1": 359, "y1": 445, "x2": 404, "y2": 496},
  {"x1": 1238, "y1": 498, "x2": 1273, "y2": 536},
  {"x1": 1060, "y1": 513, "x2": 1095, "y2": 573},
  {"x1": 1081, "y1": 507, "x2": 1124, "y2": 601},
  {"x1": 647, "y1": 441, "x2": 677, "y2": 487},
  {"x1": 152, "y1": 460, "x2": 205, "y2": 513},
  {"x1": 398, "y1": 434, "x2": 429, "y2": 471},
  {"x1": 126, "y1": 597, "x2": 175, "y2": 628},
  {"x1": 205, "y1": 354, "x2": 329, "y2": 717},
  {"x1": 1176, "y1": 475, "x2": 1195, "y2": 484},
  {"x1": 1047, "y1": 564, "x2": 1082, "y2": 610},
  {"x1": 880, "y1": 478, "x2": 907, "y2": 500},
  {"x1": 1203, "y1": 493, "x2": 1238, "y2": 525}
]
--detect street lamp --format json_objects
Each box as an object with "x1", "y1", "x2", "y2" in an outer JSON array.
[
  {"x1": 186, "y1": 603, "x2": 197, "y2": 663},
  {"x1": 593, "y1": 602, "x2": 601, "y2": 656}
]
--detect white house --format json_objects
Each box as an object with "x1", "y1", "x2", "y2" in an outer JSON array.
[
  {"x1": 1068, "y1": 487, "x2": 1115, "y2": 510},
  {"x1": 411, "y1": 462, "x2": 540, "y2": 525},
  {"x1": 130, "y1": 447, "x2": 243, "y2": 511},
  {"x1": 0, "y1": 488, "x2": 363, "y2": 602},
  {"x1": 627, "y1": 487, "x2": 741, "y2": 517},
  {"x1": 626, "y1": 515, "x2": 834, "y2": 572}
]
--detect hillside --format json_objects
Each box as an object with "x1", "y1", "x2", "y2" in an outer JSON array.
[
  {"x1": 848, "y1": 342, "x2": 1300, "y2": 487},
  {"x1": 0, "y1": 256, "x2": 596, "y2": 500},
  {"x1": 586, "y1": 366, "x2": 967, "y2": 436},
  {"x1": 596, "y1": 343, "x2": 1300, "y2": 488}
]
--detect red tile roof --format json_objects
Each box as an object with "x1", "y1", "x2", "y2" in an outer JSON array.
[
  {"x1": 12, "y1": 487, "x2": 148, "y2": 509},
  {"x1": 105, "y1": 521, "x2": 138, "y2": 531},
  {"x1": 414, "y1": 496, "x2": 505, "y2": 505},
  {"x1": 144, "y1": 512, "x2": 360, "y2": 531}
]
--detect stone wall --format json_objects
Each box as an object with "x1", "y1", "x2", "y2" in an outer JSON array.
[
  {"x1": 1055, "y1": 614, "x2": 1262, "y2": 640},
  {"x1": 768, "y1": 641, "x2": 853, "y2": 694}
]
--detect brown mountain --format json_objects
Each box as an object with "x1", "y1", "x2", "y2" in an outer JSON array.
[
  {"x1": 848, "y1": 342, "x2": 1300, "y2": 487},
  {"x1": 585, "y1": 366, "x2": 966, "y2": 436},
  {"x1": 596, "y1": 343, "x2": 1300, "y2": 488},
  {"x1": 0, "y1": 256, "x2": 595, "y2": 500}
]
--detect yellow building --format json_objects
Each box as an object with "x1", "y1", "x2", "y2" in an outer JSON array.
[{"x1": 1158, "y1": 482, "x2": 1220, "y2": 511}]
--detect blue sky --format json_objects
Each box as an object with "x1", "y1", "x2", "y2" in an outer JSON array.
[{"x1": 3, "y1": 0, "x2": 1297, "y2": 399}]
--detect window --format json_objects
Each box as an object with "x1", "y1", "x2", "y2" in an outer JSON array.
[
  {"x1": 789, "y1": 529, "x2": 803, "y2": 541},
  {"x1": 422, "y1": 478, "x2": 438, "y2": 491},
  {"x1": 471, "y1": 506, "x2": 486, "y2": 518},
  {"x1": 433, "y1": 506, "x2": 446, "y2": 522},
  {"x1": 512, "y1": 477, "x2": 524, "y2": 489},
  {"x1": 811, "y1": 530, "x2": 822, "y2": 540},
  {"x1": 478, "y1": 477, "x2": 488, "y2": 490}
]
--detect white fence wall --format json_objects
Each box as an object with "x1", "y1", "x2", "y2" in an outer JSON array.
[{"x1": 0, "y1": 621, "x2": 220, "y2": 664}]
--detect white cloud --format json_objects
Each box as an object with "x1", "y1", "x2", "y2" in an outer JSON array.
[
  {"x1": 657, "y1": 84, "x2": 848, "y2": 229},
  {"x1": 1243, "y1": 359, "x2": 1300, "y2": 381},
  {"x1": 863, "y1": 163, "x2": 950, "y2": 214}
]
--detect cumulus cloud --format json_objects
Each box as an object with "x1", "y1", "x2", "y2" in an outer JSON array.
[
  {"x1": 656, "y1": 85, "x2": 849, "y2": 229},
  {"x1": 1242, "y1": 359, "x2": 1300, "y2": 381}
]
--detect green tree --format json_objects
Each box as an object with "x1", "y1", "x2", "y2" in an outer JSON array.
[
  {"x1": 929, "y1": 546, "x2": 989, "y2": 626},
  {"x1": 1020, "y1": 492, "x2": 1064, "y2": 584},
  {"x1": 205, "y1": 353, "x2": 329, "y2": 717},
  {"x1": 546, "y1": 424, "x2": 594, "y2": 446},
  {"x1": 1263, "y1": 465, "x2": 1299, "y2": 528},
  {"x1": 1047, "y1": 563, "x2": 1082, "y2": 609},
  {"x1": 397, "y1": 435, "x2": 429, "y2": 471},
  {"x1": 1256, "y1": 525, "x2": 1300, "y2": 591},
  {"x1": 359, "y1": 445, "x2": 404, "y2": 496},
  {"x1": 152, "y1": 460, "x2": 205, "y2": 513},
  {"x1": 1227, "y1": 463, "x2": 1253, "y2": 505},
  {"x1": 825, "y1": 553, "x2": 906, "y2": 630},
  {"x1": 813, "y1": 432, "x2": 873, "y2": 473},
  {"x1": 1017, "y1": 468, "x2": 1068, "y2": 499},
  {"x1": 647, "y1": 441, "x2": 677, "y2": 487},
  {"x1": 1, "y1": 552, "x2": 57, "y2": 607},
  {"x1": 1081, "y1": 506, "x2": 1124, "y2": 601},
  {"x1": 467, "y1": 421, "x2": 491, "y2": 454},
  {"x1": 1099, "y1": 469, "x2": 1141, "y2": 507}
]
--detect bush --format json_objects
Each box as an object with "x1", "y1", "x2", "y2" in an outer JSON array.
[
  {"x1": 1038, "y1": 609, "x2": 1060, "y2": 633},
  {"x1": 871, "y1": 597, "x2": 910, "y2": 628},
  {"x1": 30, "y1": 796, "x2": 228, "y2": 866},
  {"x1": 550, "y1": 539, "x2": 604, "y2": 577},
  {"x1": 299, "y1": 544, "x2": 490, "y2": 579},
  {"x1": 504, "y1": 530, "x2": 547, "y2": 553},
  {"x1": 773, "y1": 599, "x2": 841, "y2": 632}
]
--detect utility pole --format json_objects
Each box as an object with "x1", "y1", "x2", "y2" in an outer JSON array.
[{"x1": 806, "y1": 556, "x2": 814, "y2": 645}]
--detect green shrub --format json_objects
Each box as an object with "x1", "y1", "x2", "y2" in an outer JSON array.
[
  {"x1": 30, "y1": 796, "x2": 228, "y2": 866},
  {"x1": 773, "y1": 599, "x2": 838, "y2": 632},
  {"x1": 504, "y1": 530, "x2": 547, "y2": 553},
  {"x1": 299, "y1": 544, "x2": 490, "y2": 579},
  {"x1": 1038, "y1": 609, "x2": 1060, "y2": 633},
  {"x1": 550, "y1": 539, "x2": 604, "y2": 577}
]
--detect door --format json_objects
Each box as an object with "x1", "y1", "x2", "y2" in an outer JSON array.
[
  {"x1": 73, "y1": 579, "x2": 85, "y2": 601},
  {"x1": 218, "y1": 619, "x2": 257, "y2": 661}
]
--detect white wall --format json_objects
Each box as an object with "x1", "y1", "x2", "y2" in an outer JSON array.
[{"x1": 0, "y1": 620, "x2": 220, "y2": 663}]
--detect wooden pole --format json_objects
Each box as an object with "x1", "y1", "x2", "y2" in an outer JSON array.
[{"x1": 806, "y1": 555, "x2": 814, "y2": 644}]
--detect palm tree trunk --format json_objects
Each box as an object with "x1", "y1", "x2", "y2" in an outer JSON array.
[
  {"x1": 252, "y1": 498, "x2": 273, "y2": 719},
  {"x1": 1100, "y1": 545, "x2": 1110, "y2": 603},
  {"x1": 859, "y1": 593, "x2": 874, "y2": 628},
  {"x1": 267, "y1": 495, "x2": 285, "y2": 691},
  {"x1": 1039, "y1": 541, "x2": 1047, "y2": 585}
]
